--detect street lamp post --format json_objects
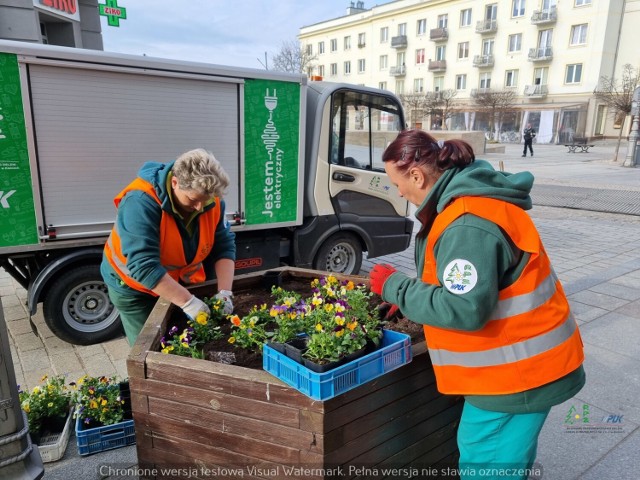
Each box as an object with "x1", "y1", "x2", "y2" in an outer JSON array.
[{"x1": 624, "y1": 86, "x2": 640, "y2": 167}]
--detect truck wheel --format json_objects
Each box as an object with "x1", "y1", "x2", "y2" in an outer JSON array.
[
  {"x1": 313, "y1": 232, "x2": 362, "y2": 275},
  {"x1": 43, "y1": 265, "x2": 122, "y2": 345}
]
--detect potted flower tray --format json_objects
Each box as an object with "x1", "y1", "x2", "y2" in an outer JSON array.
[
  {"x1": 128, "y1": 267, "x2": 463, "y2": 477},
  {"x1": 37, "y1": 407, "x2": 74, "y2": 463}
]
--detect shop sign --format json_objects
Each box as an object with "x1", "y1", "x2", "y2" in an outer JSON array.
[{"x1": 33, "y1": 0, "x2": 81, "y2": 22}]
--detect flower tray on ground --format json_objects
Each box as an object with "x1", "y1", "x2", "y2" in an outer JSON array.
[
  {"x1": 37, "y1": 407, "x2": 74, "y2": 463},
  {"x1": 263, "y1": 329, "x2": 412, "y2": 400},
  {"x1": 75, "y1": 417, "x2": 136, "y2": 456},
  {"x1": 128, "y1": 267, "x2": 463, "y2": 477}
]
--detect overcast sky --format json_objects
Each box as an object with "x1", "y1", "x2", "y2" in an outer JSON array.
[{"x1": 100, "y1": 1, "x2": 392, "y2": 69}]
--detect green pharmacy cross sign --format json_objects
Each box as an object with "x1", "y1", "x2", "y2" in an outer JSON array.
[{"x1": 98, "y1": 0, "x2": 127, "y2": 27}]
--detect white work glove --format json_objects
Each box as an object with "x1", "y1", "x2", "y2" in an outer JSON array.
[
  {"x1": 180, "y1": 295, "x2": 210, "y2": 320},
  {"x1": 213, "y1": 289, "x2": 234, "y2": 315}
]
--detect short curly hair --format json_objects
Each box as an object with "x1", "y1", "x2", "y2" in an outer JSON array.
[{"x1": 172, "y1": 148, "x2": 230, "y2": 198}]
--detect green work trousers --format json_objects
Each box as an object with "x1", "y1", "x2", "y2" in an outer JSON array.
[
  {"x1": 107, "y1": 286, "x2": 158, "y2": 346},
  {"x1": 457, "y1": 401, "x2": 550, "y2": 479}
]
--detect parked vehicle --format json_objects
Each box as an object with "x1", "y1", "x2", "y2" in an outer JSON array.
[{"x1": 0, "y1": 40, "x2": 413, "y2": 345}]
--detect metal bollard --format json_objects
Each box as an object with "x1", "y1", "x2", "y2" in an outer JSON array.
[{"x1": 0, "y1": 297, "x2": 44, "y2": 479}]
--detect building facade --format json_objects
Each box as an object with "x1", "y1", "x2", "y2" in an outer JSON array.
[
  {"x1": 0, "y1": 0, "x2": 103, "y2": 50},
  {"x1": 299, "y1": 0, "x2": 640, "y2": 143}
]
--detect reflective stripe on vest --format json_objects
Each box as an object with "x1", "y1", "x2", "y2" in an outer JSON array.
[
  {"x1": 104, "y1": 177, "x2": 219, "y2": 295},
  {"x1": 421, "y1": 196, "x2": 584, "y2": 395}
]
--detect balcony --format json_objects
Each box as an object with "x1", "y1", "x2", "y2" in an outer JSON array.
[
  {"x1": 390, "y1": 65, "x2": 406, "y2": 76},
  {"x1": 429, "y1": 27, "x2": 448, "y2": 41},
  {"x1": 470, "y1": 88, "x2": 492, "y2": 98},
  {"x1": 358, "y1": 42, "x2": 366, "y2": 48},
  {"x1": 528, "y1": 47, "x2": 553, "y2": 62},
  {"x1": 531, "y1": 7, "x2": 557, "y2": 25},
  {"x1": 391, "y1": 35, "x2": 408, "y2": 48},
  {"x1": 428, "y1": 60, "x2": 447, "y2": 72},
  {"x1": 523, "y1": 84, "x2": 548, "y2": 98},
  {"x1": 472, "y1": 54, "x2": 494, "y2": 68},
  {"x1": 476, "y1": 19, "x2": 497, "y2": 34}
]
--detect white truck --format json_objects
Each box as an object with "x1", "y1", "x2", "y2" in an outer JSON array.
[{"x1": 0, "y1": 40, "x2": 413, "y2": 345}]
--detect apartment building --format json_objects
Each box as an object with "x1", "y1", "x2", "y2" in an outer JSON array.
[
  {"x1": 0, "y1": 0, "x2": 103, "y2": 50},
  {"x1": 299, "y1": 0, "x2": 640, "y2": 143}
]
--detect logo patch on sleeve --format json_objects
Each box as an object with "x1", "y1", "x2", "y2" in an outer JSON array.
[{"x1": 443, "y1": 259, "x2": 478, "y2": 294}]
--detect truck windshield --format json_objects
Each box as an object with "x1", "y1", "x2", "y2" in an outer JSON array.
[{"x1": 330, "y1": 90, "x2": 403, "y2": 171}]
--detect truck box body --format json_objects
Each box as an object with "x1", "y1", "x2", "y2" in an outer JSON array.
[{"x1": 0, "y1": 40, "x2": 413, "y2": 344}]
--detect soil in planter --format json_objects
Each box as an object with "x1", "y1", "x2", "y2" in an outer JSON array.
[{"x1": 169, "y1": 274, "x2": 425, "y2": 369}]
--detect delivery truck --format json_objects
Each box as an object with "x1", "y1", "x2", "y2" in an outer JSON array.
[{"x1": 0, "y1": 40, "x2": 413, "y2": 345}]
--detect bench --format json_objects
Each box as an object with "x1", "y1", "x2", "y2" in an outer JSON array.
[{"x1": 564, "y1": 137, "x2": 594, "y2": 153}]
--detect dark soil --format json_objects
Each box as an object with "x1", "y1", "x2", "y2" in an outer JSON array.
[{"x1": 169, "y1": 275, "x2": 424, "y2": 369}]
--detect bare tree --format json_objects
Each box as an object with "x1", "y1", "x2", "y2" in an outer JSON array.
[
  {"x1": 472, "y1": 89, "x2": 518, "y2": 141},
  {"x1": 398, "y1": 93, "x2": 428, "y2": 128},
  {"x1": 423, "y1": 89, "x2": 458, "y2": 130},
  {"x1": 270, "y1": 39, "x2": 317, "y2": 74},
  {"x1": 593, "y1": 64, "x2": 640, "y2": 162}
]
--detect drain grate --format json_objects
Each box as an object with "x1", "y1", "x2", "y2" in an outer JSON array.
[{"x1": 532, "y1": 185, "x2": 640, "y2": 216}]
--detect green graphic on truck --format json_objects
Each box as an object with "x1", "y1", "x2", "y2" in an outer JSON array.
[
  {"x1": 243, "y1": 79, "x2": 300, "y2": 225},
  {"x1": 0, "y1": 53, "x2": 38, "y2": 248}
]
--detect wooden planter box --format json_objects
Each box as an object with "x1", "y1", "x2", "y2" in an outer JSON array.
[{"x1": 128, "y1": 267, "x2": 463, "y2": 479}]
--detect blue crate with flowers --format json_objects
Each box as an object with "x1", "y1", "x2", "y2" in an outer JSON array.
[{"x1": 263, "y1": 329, "x2": 412, "y2": 400}]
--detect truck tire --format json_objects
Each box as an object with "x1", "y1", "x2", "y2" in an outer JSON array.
[
  {"x1": 313, "y1": 232, "x2": 362, "y2": 275},
  {"x1": 43, "y1": 265, "x2": 122, "y2": 345}
]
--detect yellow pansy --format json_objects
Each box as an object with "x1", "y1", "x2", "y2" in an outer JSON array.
[{"x1": 195, "y1": 312, "x2": 208, "y2": 325}]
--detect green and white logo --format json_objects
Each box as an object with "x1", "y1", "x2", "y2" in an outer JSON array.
[
  {"x1": 0, "y1": 53, "x2": 38, "y2": 248},
  {"x1": 243, "y1": 79, "x2": 300, "y2": 225},
  {"x1": 443, "y1": 259, "x2": 478, "y2": 294}
]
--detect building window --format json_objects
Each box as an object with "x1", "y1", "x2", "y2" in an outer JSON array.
[
  {"x1": 318, "y1": 41, "x2": 325, "y2": 54},
  {"x1": 416, "y1": 48, "x2": 426, "y2": 64},
  {"x1": 306, "y1": 44, "x2": 313, "y2": 56},
  {"x1": 460, "y1": 8, "x2": 472, "y2": 27},
  {"x1": 344, "y1": 61, "x2": 351, "y2": 75},
  {"x1": 330, "y1": 63, "x2": 338, "y2": 76},
  {"x1": 395, "y1": 79, "x2": 405, "y2": 95},
  {"x1": 318, "y1": 65, "x2": 325, "y2": 77},
  {"x1": 398, "y1": 23, "x2": 407, "y2": 35},
  {"x1": 380, "y1": 26, "x2": 389, "y2": 43},
  {"x1": 505, "y1": 69, "x2": 519, "y2": 87},
  {"x1": 458, "y1": 42, "x2": 469, "y2": 59},
  {"x1": 436, "y1": 45, "x2": 446, "y2": 61},
  {"x1": 575, "y1": 0, "x2": 591, "y2": 5},
  {"x1": 380, "y1": 55, "x2": 388, "y2": 70},
  {"x1": 438, "y1": 14, "x2": 448, "y2": 28},
  {"x1": 570, "y1": 24, "x2": 588, "y2": 45},
  {"x1": 330, "y1": 39, "x2": 337, "y2": 52},
  {"x1": 379, "y1": 81, "x2": 387, "y2": 90},
  {"x1": 512, "y1": 0, "x2": 525, "y2": 17},
  {"x1": 358, "y1": 59, "x2": 366, "y2": 73},
  {"x1": 565, "y1": 63, "x2": 582, "y2": 83},
  {"x1": 414, "y1": 78, "x2": 424, "y2": 93},
  {"x1": 344, "y1": 36, "x2": 351, "y2": 50},
  {"x1": 479, "y1": 73, "x2": 491, "y2": 89},
  {"x1": 358, "y1": 33, "x2": 366, "y2": 47},
  {"x1": 508, "y1": 33, "x2": 522, "y2": 52},
  {"x1": 417, "y1": 19, "x2": 427, "y2": 35},
  {"x1": 456, "y1": 74, "x2": 467, "y2": 90},
  {"x1": 434, "y1": 76, "x2": 444, "y2": 92}
]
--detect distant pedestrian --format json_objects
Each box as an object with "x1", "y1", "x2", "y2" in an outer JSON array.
[{"x1": 522, "y1": 123, "x2": 536, "y2": 157}]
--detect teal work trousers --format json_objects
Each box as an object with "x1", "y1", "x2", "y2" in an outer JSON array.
[
  {"x1": 107, "y1": 286, "x2": 158, "y2": 346},
  {"x1": 457, "y1": 402, "x2": 550, "y2": 480}
]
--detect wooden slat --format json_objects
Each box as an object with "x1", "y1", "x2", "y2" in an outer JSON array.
[
  {"x1": 148, "y1": 396, "x2": 321, "y2": 453},
  {"x1": 137, "y1": 411, "x2": 302, "y2": 465},
  {"x1": 132, "y1": 377, "x2": 302, "y2": 429}
]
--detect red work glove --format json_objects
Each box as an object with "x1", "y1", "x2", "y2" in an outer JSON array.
[{"x1": 369, "y1": 264, "x2": 397, "y2": 295}]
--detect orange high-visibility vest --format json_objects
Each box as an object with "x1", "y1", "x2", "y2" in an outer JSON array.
[
  {"x1": 104, "y1": 177, "x2": 219, "y2": 296},
  {"x1": 422, "y1": 196, "x2": 584, "y2": 395}
]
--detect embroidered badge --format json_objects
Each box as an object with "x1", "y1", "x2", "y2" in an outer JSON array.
[{"x1": 443, "y1": 259, "x2": 478, "y2": 294}]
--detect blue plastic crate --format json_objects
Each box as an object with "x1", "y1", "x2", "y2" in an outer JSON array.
[
  {"x1": 75, "y1": 417, "x2": 136, "y2": 456},
  {"x1": 263, "y1": 329, "x2": 412, "y2": 401}
]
